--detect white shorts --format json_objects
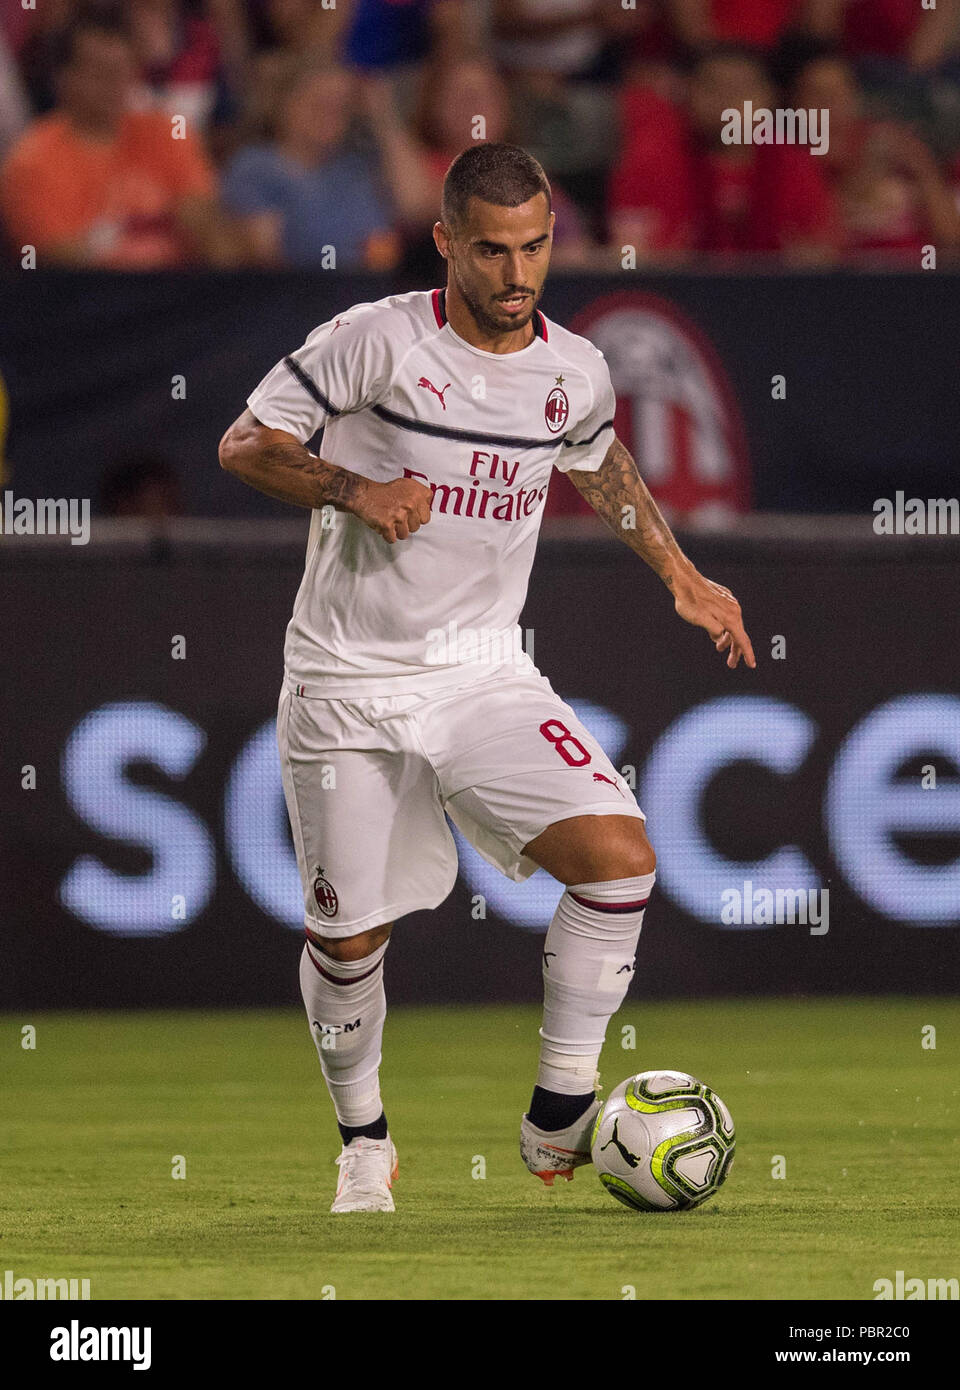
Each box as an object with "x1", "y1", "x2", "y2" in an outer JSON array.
[{"x1": 277, "y1": 667, "x2": 646, "y2": 937}]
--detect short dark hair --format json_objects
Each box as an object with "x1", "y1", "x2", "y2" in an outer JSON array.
[{"x1": 441, "y1": 143, "x2": 551, "y2": 232}]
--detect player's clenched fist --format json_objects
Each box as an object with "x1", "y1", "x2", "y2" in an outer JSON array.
[{"x1": 352, "y1": 477, "x2": 433, "y2": 543}]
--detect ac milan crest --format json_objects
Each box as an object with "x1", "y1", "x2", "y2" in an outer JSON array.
[
  {"x1": 544, "y1": 386, "x2": 569, "y2": 432},
  {"x1": 312, "y1": 867, "x2": 339, "y2": 917},
  {"x1": 569, "y1": 291, "x2": 751, "y2": 519}
]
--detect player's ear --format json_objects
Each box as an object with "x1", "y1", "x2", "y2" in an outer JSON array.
[{"x1": 433, "y1": 221, "x2": 450, "y2": 259}]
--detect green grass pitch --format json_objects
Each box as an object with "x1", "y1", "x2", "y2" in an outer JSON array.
[{"x1": 2, "y1": 999, "x2": 955, "y2": 1300}]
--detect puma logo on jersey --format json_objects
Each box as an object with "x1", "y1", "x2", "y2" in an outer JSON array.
[
  {"x1": 417, "y1": 377, "x2": 451, "y2": 409},
  {"x1": 593, "y1": 771, "x2": 626, "y2": 798}
]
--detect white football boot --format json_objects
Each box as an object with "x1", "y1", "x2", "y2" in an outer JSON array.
[
  {"x1": 330, "y1": 1135, "x2": 399, "y2": 1213},
  {"x1": 520, "y1": 1099, "x2": 602, "y2": 1186}
]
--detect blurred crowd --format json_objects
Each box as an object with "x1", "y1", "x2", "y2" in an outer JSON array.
[{"x1": 2, "y1": 0, "x2": 960, "y2": 273}]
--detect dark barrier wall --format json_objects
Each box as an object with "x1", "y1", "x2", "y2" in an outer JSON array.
[
  {"x1": 2, "y1": 529, "x2": 959, "y2": 1007},
  {"x1": 1, "y1": 270, "x2": 958, "y2": 516}
]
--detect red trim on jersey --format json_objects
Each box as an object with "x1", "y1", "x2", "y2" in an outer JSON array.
[
  {"x1": 570, "y1": 893, "x2": 650, "y2": 914},
  {"x1": 433, "y1": 287, "x2": 545, "y2": 341},
  {"x1": 431, "y1": 288, "x2": 446, "y2": 328},
  {"x1": 304, "y1": 934, "x2": 383, "y2": 985}
]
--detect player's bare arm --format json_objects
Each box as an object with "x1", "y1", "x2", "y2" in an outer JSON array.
[
  {"x1": 566, "y1": 435, "x2": 756, "y2": 669},
  {"x1": 219, "y1": 408, "x2": 433, "y2": 543}
]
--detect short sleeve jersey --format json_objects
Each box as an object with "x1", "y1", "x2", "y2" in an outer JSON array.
[{"x1": 246, "y1": 288, "x2": 616, "y2": 694}]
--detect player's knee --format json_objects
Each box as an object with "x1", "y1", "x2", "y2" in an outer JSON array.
[
  {"x1": 311, "y1": 922, "x2": 393, "y2": 962},
  {"x1": 598, "y1": 823, "x2": 655, "y2": 880},
  {"x1": 615, "y1": 839, "x2": 655, "y2": 879},
  {"x1": 632, "y1": 837, "x2": 656, "y2": 878}
]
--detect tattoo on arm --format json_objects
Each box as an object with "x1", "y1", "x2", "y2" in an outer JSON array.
[
  {"x1": 257, "y1": 439, "x2": 367, "y2": 511},
  {"x1": 566, "y1": 436, "x2": 688, "y2": 585},
  {"x1": 224, "y1": 414, "x2": 369, "y2": 512}
]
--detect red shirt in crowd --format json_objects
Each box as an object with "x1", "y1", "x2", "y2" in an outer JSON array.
[
  {"x1": 608, "y1": 88, "x2": 840, "y2": 258},
  {"x1": 843, "y1": 0, "x2": 920, "y2": 59},
  {"x1": 708, "y1": 0, "x2": 805, "y2": 50}
]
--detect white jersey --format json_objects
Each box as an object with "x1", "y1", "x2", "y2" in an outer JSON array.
[{"x1": 246, "y1": 287, "x2": 616, "y2": 695}]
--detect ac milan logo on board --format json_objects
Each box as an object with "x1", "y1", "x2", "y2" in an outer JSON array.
[
  {"x1": 569, "y1": 291, "x2": 751, "y2": 521},
  {"x1": 313, "y1": 867, "x2": 339, "y2": 917},
  {"x1": 544, "y1": 386, "x2": 569, "y2": 432}
]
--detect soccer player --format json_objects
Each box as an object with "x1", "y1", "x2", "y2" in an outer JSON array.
[{"x1": 219, "y1": 143, "x2": 755, "y2": 1212}]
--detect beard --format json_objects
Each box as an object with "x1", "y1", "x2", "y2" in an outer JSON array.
[{"x1": 454, "y1": 268, "x2": 539, "y2": 336}]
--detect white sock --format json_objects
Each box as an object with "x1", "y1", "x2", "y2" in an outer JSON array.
[
  {"x1": 538, "y1": 873, "x2": 656, "y2": 1095},
  {"x1": 299, "y1": 938, "x2": 388, "y2": 1127}
]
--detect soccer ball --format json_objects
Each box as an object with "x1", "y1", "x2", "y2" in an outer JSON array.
[{"x1": 591, "y1": 1069, "x2": 735, "y2": 1211}]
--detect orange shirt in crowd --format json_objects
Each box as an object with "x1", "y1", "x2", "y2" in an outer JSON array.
[{"x1": 0, "y1": 109, "x2": 215, "y2": 267}]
